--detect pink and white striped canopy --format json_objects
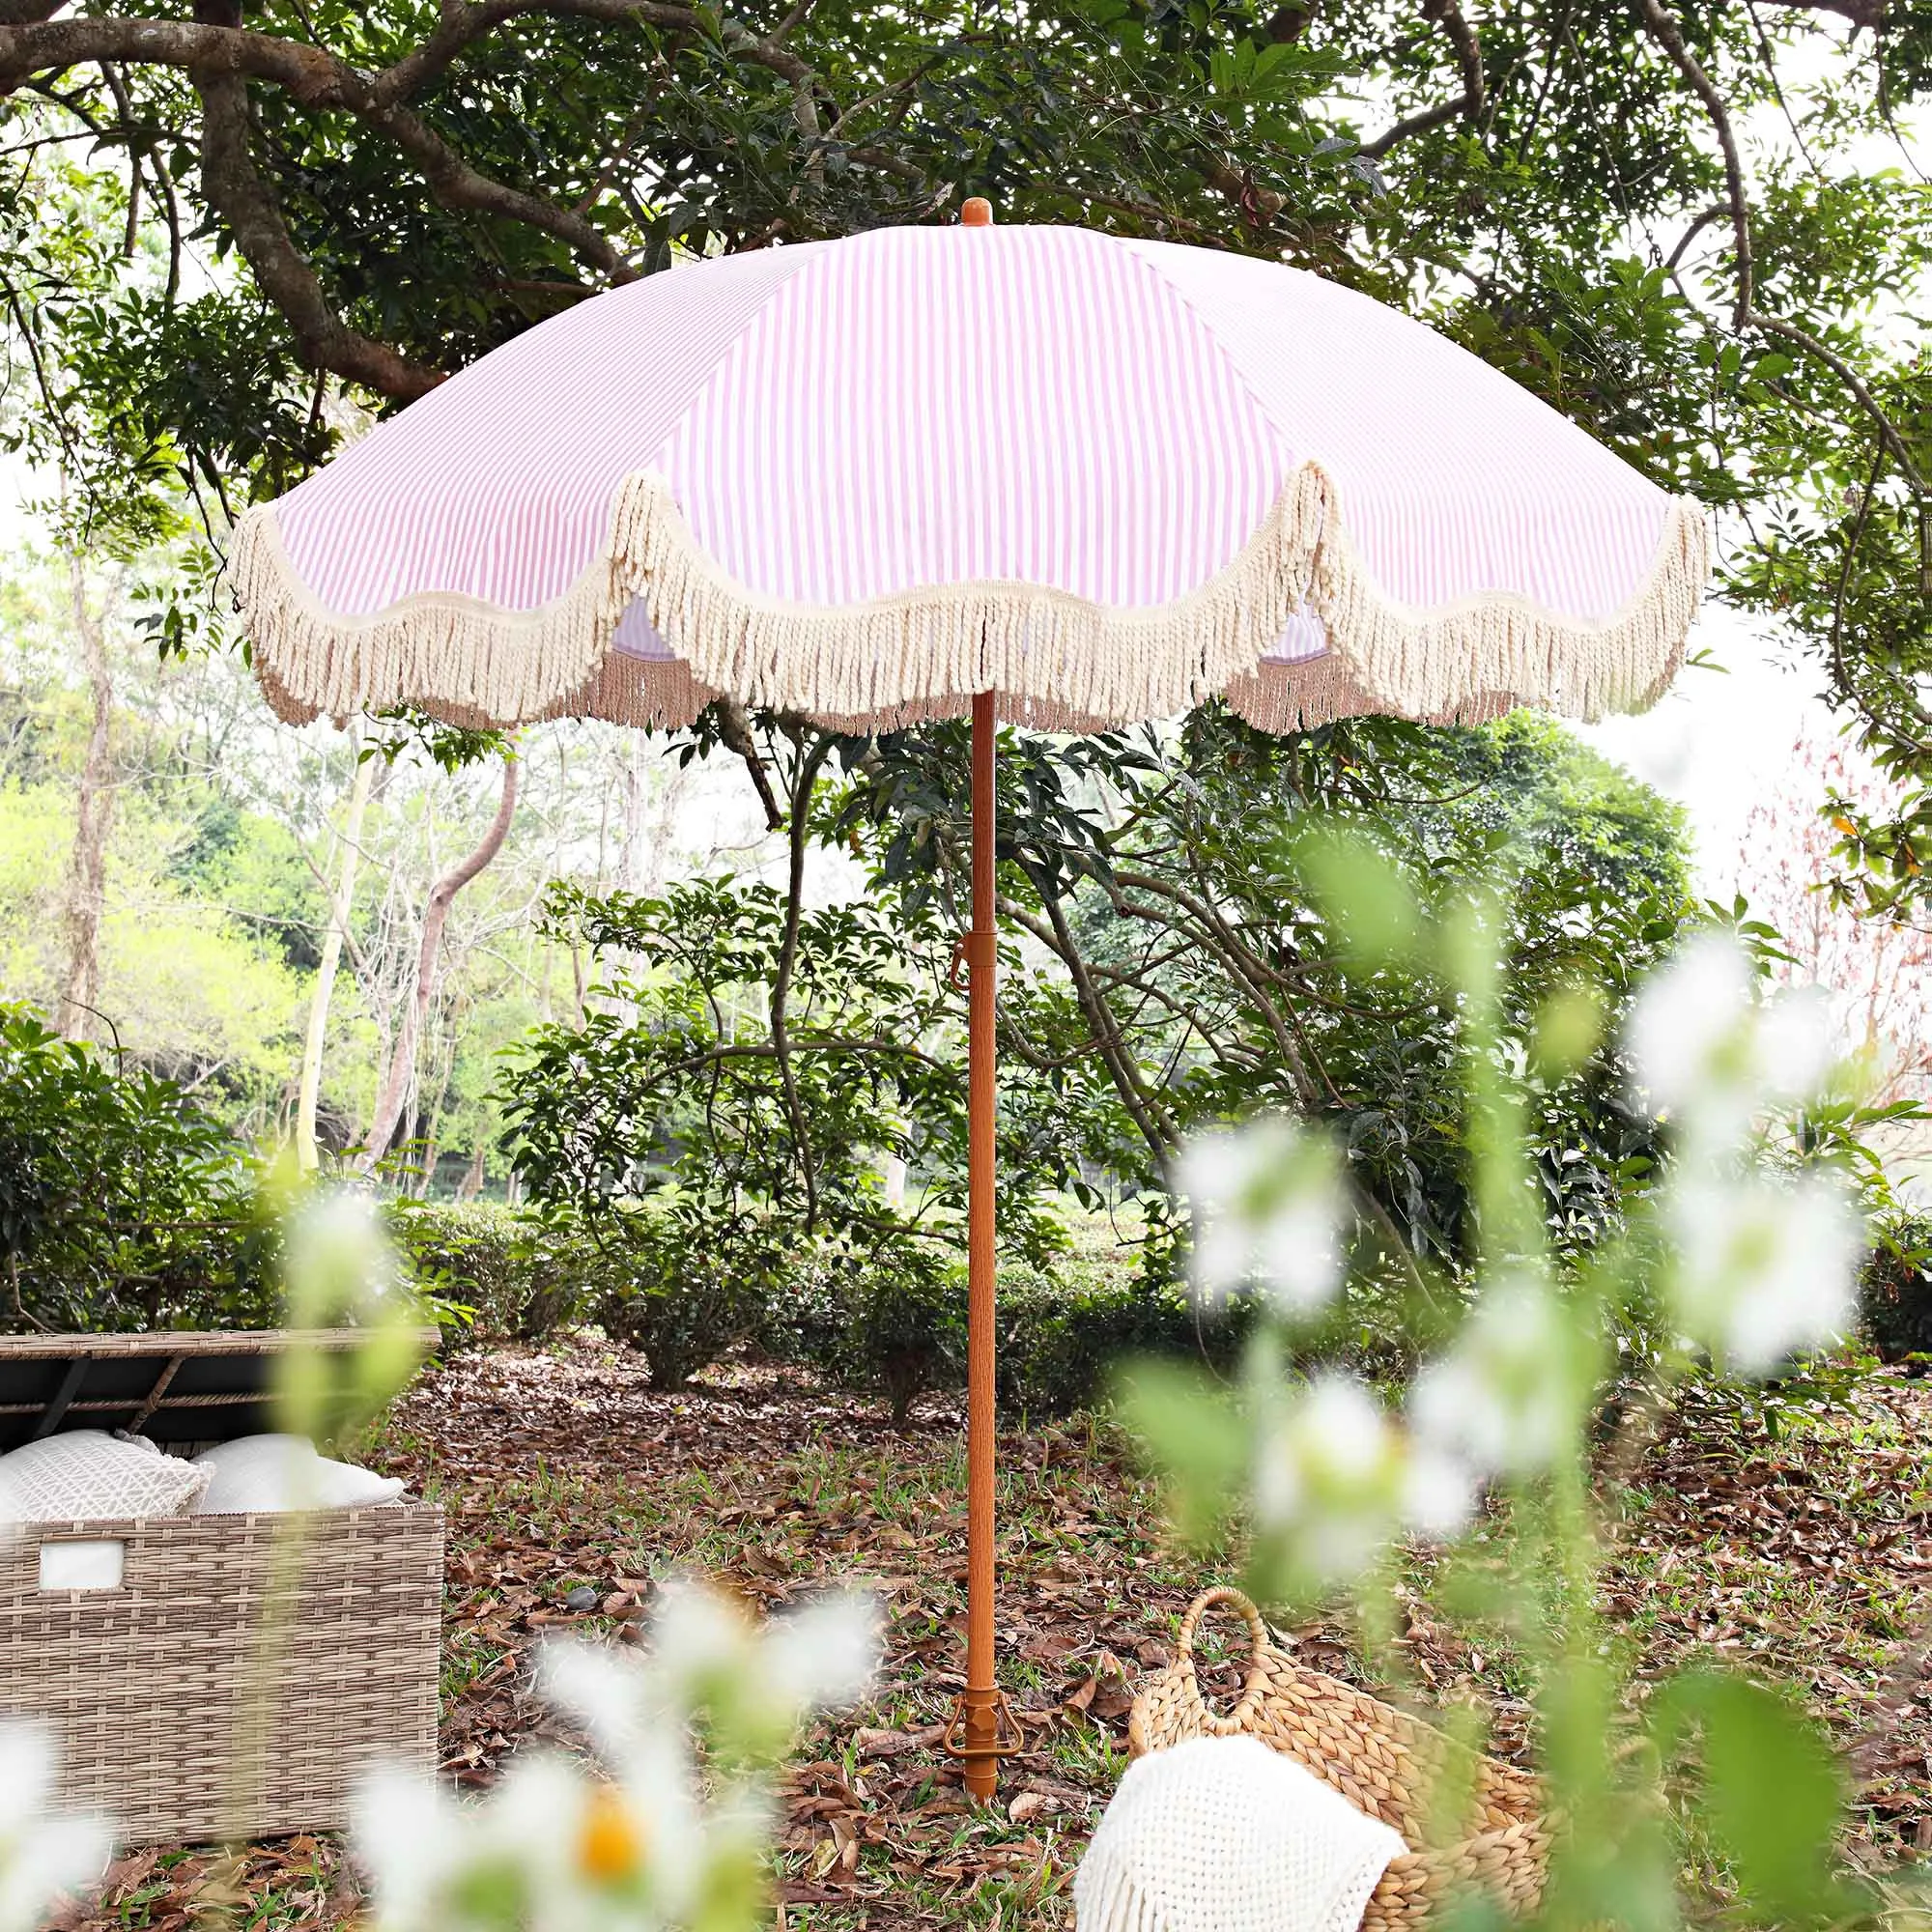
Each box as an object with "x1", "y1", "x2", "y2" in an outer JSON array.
[{"x1": 233, "y1": 221, "x2": 1708, "y2": 735}]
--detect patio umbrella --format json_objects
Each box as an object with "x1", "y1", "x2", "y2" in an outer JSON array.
[{"x1": 231, "y1": 201, "x2": 1708, "y2": 1798}]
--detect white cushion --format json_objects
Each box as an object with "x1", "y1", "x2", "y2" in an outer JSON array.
[
  {"x1": 190, "y1": 1435, "x2": 406, "y2": 1514},
  {"x1": 0, "y1": 1431, "x2": 210, "y2": 1522}
]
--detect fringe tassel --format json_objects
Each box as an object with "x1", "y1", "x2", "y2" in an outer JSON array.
[
  {"x1": 1225, "y1": 660, "x2": 1526, "y2": 734},
  {"x1": 609, "y1": 463, "x2": 1328, "y2": 727},
  {"x1": 1301, "y1": 488, "x2": 1708, "y2": 724},
  {"x1": 543, "y1": 652, "x2": 1127, "y2": 736},
  {"x1": 230, "y1": 506, "x2": 624, "y2": 727},
  {"x1": 1072, "y1": 1836, "x2": 1170, "y2": 1932},
  {"x1": 234, "y1": 463, "x2": 1708, "y2": 734}
]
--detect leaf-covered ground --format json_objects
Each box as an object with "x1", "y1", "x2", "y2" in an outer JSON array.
[{"x1": 54, "y1": 1340, "x2": 1932, "y2": 1930}]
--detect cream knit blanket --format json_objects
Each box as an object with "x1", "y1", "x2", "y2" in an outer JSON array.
[{"x1": 1076, "y1": 1736, "x2": 1406, "y2": 1932}]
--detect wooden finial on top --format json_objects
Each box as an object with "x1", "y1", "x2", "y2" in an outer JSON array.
[{"x1": 961, "y1": 197, "x2": 994, "y2": 227}]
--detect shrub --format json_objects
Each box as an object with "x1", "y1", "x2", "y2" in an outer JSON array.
[
  {"x1": 387, "y1": 1199, "x2": 585, "y2": 1345},
  {"x1": 0, "y1": 1002, "x2": 271, "y2": 1331},
  {"x1": 996, "y1": 1262, "x2": 1255, "y2": 1416},
  {"x1": 1859, "y1": 1215, "x2": 1932, "y2": 1365},
  {"x1": 390, "y1": 1197, "x2": 779, "y2": 1386},
  {"x1": 575, "y1": 1204, "x2": 781, "y2": 1391},
  {"x1": 838, "y1": 1241, "x2": 966, "y2": 1428},
  {"x1": 761, "y1": 1234, "x2": 963, "y2": 1426},
  {"x1": 774, "y1": 1242, "x2": 1251, "y2": 1424}
]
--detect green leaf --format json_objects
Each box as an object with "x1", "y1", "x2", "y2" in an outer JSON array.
[
  {"x1": 1652, "y1": 1669, "x2": 1852, "y2": 1923},
  {"x1": 1113, "y1": 1357, "x2": 1249, "y2": 1550},
  {"x1": 1292, "y1": 829, "x2": 1426, "y2": 970}
]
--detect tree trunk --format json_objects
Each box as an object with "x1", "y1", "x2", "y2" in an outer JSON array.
[
  {"x1": 56, "y1": 557, "x2": 114, "y2": 1040},
  {"x1": 296, "y1": 734, "x2": 376, "y2": 1170},
  {"x1": 415, "y1": 1013, "x2": 458, "y2": 1193},
  {"x1": 362, "y1": 750, "x2": 520, "y2": 1174},
  {"x1": 618, "y1": 734, "x2": 647, "y2": 890},
  {"x1": 455, "y1": 1140, "x2": 487, "y2": 1203}
]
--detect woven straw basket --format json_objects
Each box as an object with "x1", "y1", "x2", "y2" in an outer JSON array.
[{"x1": 1128, "y1": 1587, "x2": 1550, "y2": 1930}]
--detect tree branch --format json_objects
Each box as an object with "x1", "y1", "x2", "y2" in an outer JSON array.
[
  {"x1": 2, "y1": 15, "x2": 638, "y2": 285},
  {"x1": 1755, "y1": 0, "x2": 1886, "y2": 28},
  {"x1": 1662, "y1": 202, "x2": 1730, "y2": 273},
  {"x1": 1632, "y1": 0, "x2": 1752, "y2": 326},
  {"x1": 1362, "y1": 0, "x2": 1485, "y2": 159},
  {"x1": 715, "y1": 696, "x2": 783, "y2": 830},
  {"x1": 362, "y1": 97, "x2": 639, "y2": 283},
  {"x1": 1756, "y1": 313, "x2": 1928, "y2": 495},
  {"x1": 363, "y1": 747, "x2": 520, "y2": 1169},
  {"x1": 370, "y1": 0, "x2": 815, "y2": 106},
  {"x1": 192, "y1": 43, "x2": 445, "y2": 401},
  {"x1": 1012, "y1": 883, "x2": 1179, "y2": 1179},
  {"x1": 0, "y1": 18, "x2": 351, "y2": 100},
  {"x1": 1636, "y1": 0, "x2": 1925, "y2": 497},
  {"x1": 1107, "y1": 867, "x2": 1335, "y2": 1109}
]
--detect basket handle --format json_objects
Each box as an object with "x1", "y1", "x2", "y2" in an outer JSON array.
[{"x1": 1174, "y1": 1585, "x2": 1271, "y2": 1736}]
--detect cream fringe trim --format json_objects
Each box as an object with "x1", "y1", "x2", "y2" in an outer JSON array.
[
  {"x1": 1073, "y1": 1849, "x2": 1171, "y2": 1932},
  {"x1": 234, "y1": 462, "x2": 1708, "y2": 734}
]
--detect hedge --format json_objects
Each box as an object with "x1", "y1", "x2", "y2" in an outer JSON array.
[{"x1": 391, "y1": 1200, "x2": 1250, "y2": 1418}]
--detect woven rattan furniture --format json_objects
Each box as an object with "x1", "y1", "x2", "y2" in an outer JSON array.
[
  {"x1": 1129, "y1": 1587, "x2": 1550, "y2": 1930},
  {"x1": 0, "y1": 1327, "x2": 407, "y2": 1450},
  {"x1": 0, "y1": 1331, "x2": 442, "y2": 1845}
]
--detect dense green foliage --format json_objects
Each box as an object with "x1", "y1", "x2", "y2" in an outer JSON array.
[
  {"x1": 0, "y1": 0, "x2": 1921, "y2": 906},
  {"x1": 828, "y1": 705, "x2": 1694, "y2": 1271},
  {"x1": 384, "y1": 1197, "x2": 573, "y2": 1341},
  {"x1": 504, "y1": 873, "x2": 1088, "y2": 1263},
  {"x1": 489, "y1": 711, "x2": 1702, "y2": 1393},
  {"x1": 388, "y1": 1194, "x2": 1251, "y2": 1418},
  {"x1": 10, "y1": 976, "x2": 1915, "y2": 1433},
  {"x1": 1859, "y1": 1213, "x2": 1932, "y2": 1365},
  {"x1": 499, "y1": 721, "x2": 1098, "y2": 1381},
  {"x1": 0, "y1": 1001, "x2": 271, "y2": 1330}
]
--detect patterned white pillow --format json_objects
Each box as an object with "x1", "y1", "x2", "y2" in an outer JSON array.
[
  {"x1": 191, "y1": 1435, "x2": 405, "y2": 1514},
  {"x1": 0, "y1": 1431, "x2": 210, "y2": 1522}
]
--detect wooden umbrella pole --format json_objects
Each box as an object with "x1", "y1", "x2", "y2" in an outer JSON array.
[
  {"x1": 944, "y1": 685, "x2": 1017, "y2": 1798},
  {"x1": 940, "y1": 194, "x2": 1017, "y2": 1801}
]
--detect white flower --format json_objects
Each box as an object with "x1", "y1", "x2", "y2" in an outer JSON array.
[
  {"x1": 1627, "y1": 933, "x2": 1756, "y2": 1116},
  {"x1": 536, "y1": 1638, "x2": 651, "y2": 1764},
  {"x1": 355, "y1": 1576, "x2": 879, "y2": 1932},
  {"x1": 351, "y1": 1765, "x2": 478, "y2": 1932},
  {"x1": 1753, "y1": 984, "x2": 1837, "y2": 1101},
  {"x1": 1401, "y1": 1442, "x2": 1479, "y2": 1540},
  {"x1": 642, "y1": 1575, "x2": 765, "y2": 1700},
  {"x1": 629, "y1": 1574, "x2": 867, "y2": 1701},
  {"x1": 1408, "y1": 1275, "x2": 1579, "y2": 1479},
  {"x1": 1253, "y1": 1374, "x2": 1408, "y2": 1585},
  {"x1": 1627, "y1": 933, "x2": 1838, "y2": 1151},
  {"x1": 760, "y1": 1592, "x2": 882, "y2": 1712},
  {"x1": 0, "y1": 1726, "x2": 111, "y2": 1932},
  {"x1": 283, "y1": 1186, "x2": 400, "y2": 1320},
  {"x1": 1666, "y1": 1167, "x2": 1862, "y2": 1376},
  {"x1": 484, "y1": 1755, "x2": 625, "y2": 1925},
  {"x1": 1179, "y1": 1119, "x2": 1347, "y2": 1315},
  {"x1": 357, "y1": 1718, "x2": 700, "y2": 1932}
]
